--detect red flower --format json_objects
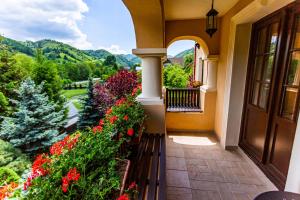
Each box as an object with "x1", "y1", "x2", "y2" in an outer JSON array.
[
  {"x1": 61, "y1": 168, "x2": 80, "y2": 193},
  {"x1": 24, "y1": 154, "x2": 51, "y2": 190},
  {"x1": 117, "y1": 194, "x2": 129, "y2": 200},
  {"x1": 127, "y1": 128, "x2": 134, "y2": 137},
  {"x1": 123, "y1": 115, "x2": 128, "y2": 121},
  {"x1": 116, "y1": 98, "x2": 126, "y2": 106},
  {"x1": 99, "y1": 119, "x2": 104, "y2": 126},
  {"x1": 61, "y1": 177, "x2": 69, "y2": 193},
  {"x1": 106, "y1": 108, "x2": 113, "y2": 115},
  {"x1": 50, "y1": 134, "x2": 80, "y2": 155},
  {"x1": 92, "y1": 125, "x2": 103, "y2": 133},
  {"x1": 110, "y1": 116, "x2": 118, "y2": 124},
  {"x1": 67, "y1": 168, "x2": 81, "y2": 181},
  {"x1": 128, "y1": 181, "x2": 137, "y2": 190}
]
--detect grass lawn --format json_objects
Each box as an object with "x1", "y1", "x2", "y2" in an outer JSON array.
[
  {"x1": 63, "y1": 89, "x2": 87, "y2": 100},
  {"x1": 72, "y1": 100, "x2": 83, "y2": 110}
]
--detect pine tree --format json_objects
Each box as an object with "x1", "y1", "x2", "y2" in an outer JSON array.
[
  {"x1": 0, "y1": 78, "x2": 66, "y2": 155},
  {"x1": 77, "y1": 77, "x2": 100, "y2": 129}
]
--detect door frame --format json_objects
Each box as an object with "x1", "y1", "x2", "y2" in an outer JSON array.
[{"x1": 239, "y1": 2, "x2": 297, "y2": 190}]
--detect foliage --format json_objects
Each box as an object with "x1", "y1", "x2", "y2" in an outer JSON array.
[
  {"x1": 164, "y1": 64, "x2": 189, "y2": 88},
  {"x1": 105, "y1": 70, "x2": 138, "y2": 98},
  {"x1": 0, "y1": 78, "x2": 66, "y2": 155},
  {"x1": 24, "y1": 131, "x2": 121, "y2": 200},
  {"x1": 183, "y1": 53, "x2": 194, "y2": 75},
  {"x1": 0, "y1": 44, "x2": 28, "y2": 100},
  {"x1": 32, "y1": 57, "x2": 64, "y2": 105},
  {"x1": 104, "y1": 55, "x2": 117, "y2": 68},
  {"x1": 94, "y1": 95, "x2": 145, "y2": 143},
  {"x1": 93, "y1": 82, "x2": 115, "y2": 115},
  {"x1": 78, "y1": 78, "x2": 101, "y2": 129},
  {"x1": 62, "y1": 89, "x2": 87, "y2": 100},
  {"x1": 24, "y1": 86, "x2": 144, "y2": 199},
  {"x1": 0, "y1": 139, "x2": 31, "y2": 175},
  {"x1": 0, "y1": 167, "x2": 20, "y2": 186},
  {"x1": 0, "y1": 92, "x2": 8, "y2": 115}
]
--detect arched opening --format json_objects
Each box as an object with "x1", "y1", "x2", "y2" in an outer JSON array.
[{"x1": 165, "y1": 38, "x2": 209, "y2": 89}]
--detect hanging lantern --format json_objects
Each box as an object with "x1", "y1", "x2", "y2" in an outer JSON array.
[{"x1": 206, "y1": 0, "x2": 218, "y2": 37}]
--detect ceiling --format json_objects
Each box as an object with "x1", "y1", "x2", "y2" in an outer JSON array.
[{"x1": 164, "y1": 0, "x2": 240, "y2": 21}]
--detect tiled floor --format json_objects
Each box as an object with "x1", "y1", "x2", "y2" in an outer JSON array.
[{"x1": 166, "y1": 132, "x2": 277, "y2": 200}]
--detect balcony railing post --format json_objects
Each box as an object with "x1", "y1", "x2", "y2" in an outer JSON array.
[{"x1": 165, "y1": 88, "x2": 201, "y2": 112}]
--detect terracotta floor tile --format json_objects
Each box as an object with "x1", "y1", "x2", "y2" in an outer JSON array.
[
  {"x1": 192, "y1": 190, "x2": 222, "y2": 200},
  {"x1": 167, "y1": 170, "x2": 191, "y2": 188},
  {"x1": 166, "y1": 132, "x2": 277, "y2": 200},
  {"x1": 167, "y1": 156, "x2": 187, "y2": 171},
  {"x1": 167, "y1": 187, "x2": 192, "y2": 200}
]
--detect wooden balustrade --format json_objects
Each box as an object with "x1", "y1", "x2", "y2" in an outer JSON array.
[{"x1": 165, "y1": 88, "x2": 201, "y2": 112}]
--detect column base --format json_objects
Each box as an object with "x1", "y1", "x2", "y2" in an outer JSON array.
[
  {"x1": 200, "y1": 85, "x2": 217, "y2": 92},
  {"x1": 137, "y1": 95, "x2": 165, "y2": 134}
]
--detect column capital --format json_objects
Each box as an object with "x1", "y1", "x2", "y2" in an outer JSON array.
[
  {"x1": 205, "y1": 55, "x2": 219, "y2": 61},
  {"x1": 132, "y1": 48, "x2": 167, "y2": 58}
]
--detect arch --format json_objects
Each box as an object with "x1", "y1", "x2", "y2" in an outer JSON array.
[
  {"x1": 165, "y1": 19, "x2": 220, "y2": 55},
  {"x1": 167, "y1": 36, "x2": 209, "y2": 57}
]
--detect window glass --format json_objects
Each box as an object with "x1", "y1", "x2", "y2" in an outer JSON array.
[
  {"x1": 259, "y1": 83, "x2": 270, "y2": 109},
  {"x1": 282, "y1": 87, "x2": 298, "y2": 120},
  {"x1": 287, "y1": 52, "x2": 300, "y2": 86},
  {"x1": 262, "y1": 54, "x2": 274, "y2": 83},
  {"x1": 268, "y1": 23, "x2": 279, "y2": 53},
  {"x1": 294, "y1": 16, "x2": 300, "y2": 49}
]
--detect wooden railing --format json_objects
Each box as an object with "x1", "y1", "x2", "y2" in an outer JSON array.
[{"x1": 165, "y1": 88, "x2": 201, "y2": 112}]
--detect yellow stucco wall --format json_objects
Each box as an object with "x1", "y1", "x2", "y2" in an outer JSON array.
[
  {"x1": 166, "y1": 90, "x2": 216, "y2": 132},
  {"x1": 122, "y1": 0, "x2": 165, "y2": 48},
  {"x1": 214, "y1": 0, "x2": 254, "y2": 140}
]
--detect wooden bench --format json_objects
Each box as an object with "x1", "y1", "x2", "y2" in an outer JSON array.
[{"x1": 127, "y1": 133, "x2": 166, "y2": 200}]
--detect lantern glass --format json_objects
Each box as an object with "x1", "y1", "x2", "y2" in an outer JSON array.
[{"x1": 206, "y1": 8, "x2": 218, "y2": 37}]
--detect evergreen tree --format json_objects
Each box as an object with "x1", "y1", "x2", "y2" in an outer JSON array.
[
  {"x1": 77, "y1": 77, "x2": 100, "y2": 129},
  {"x1": 0, "y1": 78, "x2": 66, "y2": 155}
]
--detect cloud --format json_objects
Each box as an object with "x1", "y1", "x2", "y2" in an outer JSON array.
[
  {"x1": 0, "y1": 0, "x2": 92, "y2": 49},
  {"x1": 98, "y1": 45, "x2": 128, "y2": 54}
]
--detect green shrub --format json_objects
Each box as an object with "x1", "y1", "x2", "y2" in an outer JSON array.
[
  {"x1": 163, "y1": 64, "x2": 189, "y2": 88},
  {"x1": 0, "y1": 139, "x2": 31, "y2": 175},
  {"x1": 0, "y1": 167, "x2": 20, "y2": 185}
]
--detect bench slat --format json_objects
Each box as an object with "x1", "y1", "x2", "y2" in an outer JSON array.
[
  {"x1": 147, "y1": 135, "x2": 161, "y2": 200},
  {"x1": 158, "y1": 135, "x2": 166, "y2": 200},
  {"x1": 138, "y1": 135, "x2": 154, "y2": 200}
]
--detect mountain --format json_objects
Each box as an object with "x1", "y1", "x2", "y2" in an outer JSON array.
[
  {"x1": 1, "y1": 37, "x2": 140, "y2": 67},
  {"x1": 174, "y1": 48, "x2": 194, "y2": 58}
]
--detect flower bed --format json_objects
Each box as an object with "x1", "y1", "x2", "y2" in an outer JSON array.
[{"x1": 19, "y1": 89, "x2": 145, "y2": 200}]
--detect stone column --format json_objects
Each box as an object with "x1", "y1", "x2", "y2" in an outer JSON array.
[
  {"x1": 132, "y1": 48, "x2": 167, "y2": 134},
  {"x1": 202, "y1": 55, "x2": 219, "y2": 91}
]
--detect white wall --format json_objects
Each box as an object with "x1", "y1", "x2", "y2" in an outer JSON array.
[
  {"x1": 285, "y1": 116, "x2": 300, "y2": 193},
  {"x1": 223, "y1": 23, "x2": 252, "y2": 147}
]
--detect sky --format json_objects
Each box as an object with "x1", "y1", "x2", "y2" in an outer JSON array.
[{"x1": 0, "y1": 0, "x2": 194, "y2": 56}]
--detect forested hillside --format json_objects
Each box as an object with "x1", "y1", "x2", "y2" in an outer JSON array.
[
  {"x1": 174, "y1": 48, "x2": 194, "y2": 58},
  {"x1": 1, "y1": 37, "x2": 140, "y2": 67}
]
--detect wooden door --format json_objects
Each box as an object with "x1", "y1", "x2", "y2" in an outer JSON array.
[
  {"x1": 240, "y1": 2, "x2": 300, "y2": 190},
  {"x1": 240, "y1": 12, "x2": 283, "y2": 162},
  {"x1": 265, "y1": 9, "x2": 300, "y2": 190}
]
